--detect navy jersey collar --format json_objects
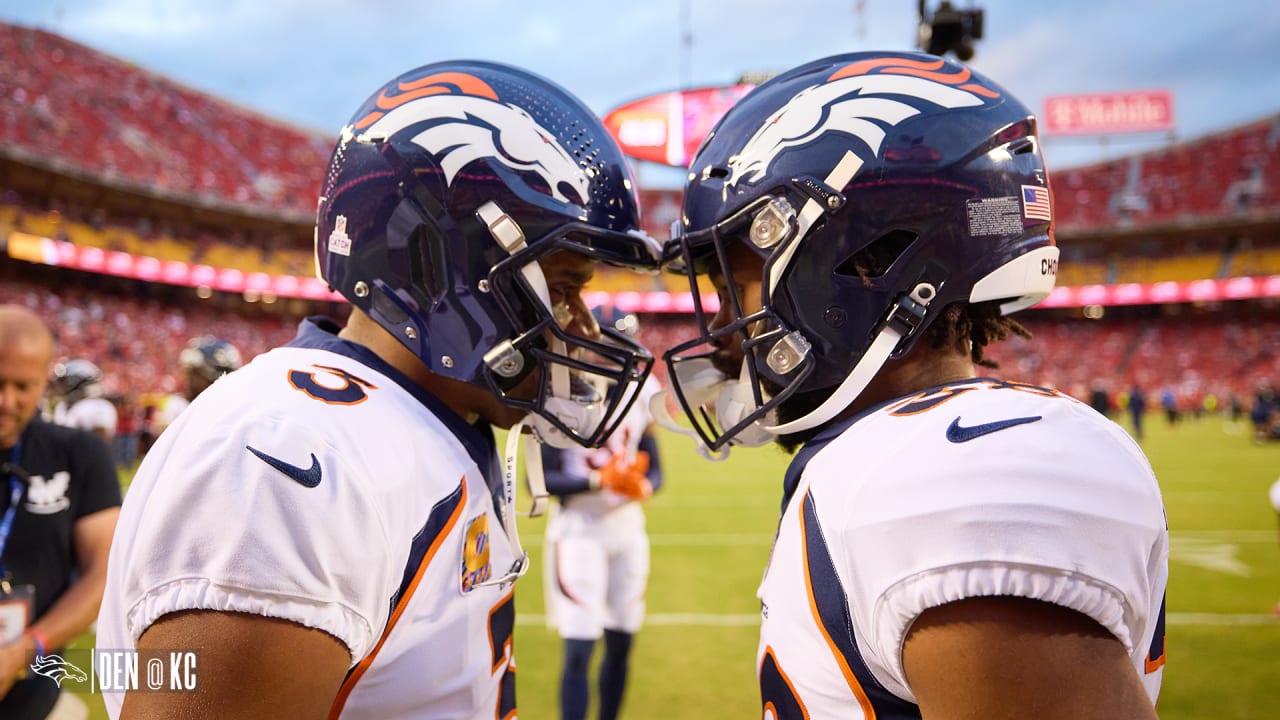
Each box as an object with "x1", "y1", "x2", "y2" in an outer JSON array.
[{"x1": 286, "y1": 317, "x2": 497, "y2": 476}]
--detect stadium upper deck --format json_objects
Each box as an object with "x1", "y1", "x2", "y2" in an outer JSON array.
[{"x1": 2, "y1": 19, "x2": 1279, "y2": 299}]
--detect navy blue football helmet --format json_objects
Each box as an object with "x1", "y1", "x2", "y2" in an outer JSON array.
[
  {"x1": 180, "y1": 336, "x2": 242, "y2": 381},
  {"x1": 315, "y1": 60, "x2": 661, "y2": 447},
  {"x1": 664, "y1": 51, "x2": 1059, "y2": 451},
  {"x1": 50, "y1": 358, "x2": 103, "y2": 401}
]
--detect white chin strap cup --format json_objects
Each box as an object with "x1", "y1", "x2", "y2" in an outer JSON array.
[
  {"x1": 531, "y1": 337, "x2": 605, "y2": 449},
  {"x1": 532, "y1": 395, "x2": 604, "y2": 449},
  {"x1": 650, "y1": 357, "x2": 774, "y2": 460},
  {"x1": 714, "y1": 366, "x2": 776, "y2": 448}
]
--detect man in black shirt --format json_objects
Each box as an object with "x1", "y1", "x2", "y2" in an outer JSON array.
[{"x1": 0, "y1": 305, "x2": 121, "y2": 719}]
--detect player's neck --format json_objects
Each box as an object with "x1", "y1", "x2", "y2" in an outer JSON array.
[
  {"x1": 845, "y1": 343, "x2": 976, "y2": 417},
  {"x1": 337, "y1": 309, "x2": 488, "y2": 425},
  {"x1": 339, "y1": 308, "x2": 437, "y2": 387}
]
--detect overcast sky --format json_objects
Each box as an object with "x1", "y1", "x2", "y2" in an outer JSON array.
[{"x1": 2, "y1": 0, "x2": 1277, "y2": 186}]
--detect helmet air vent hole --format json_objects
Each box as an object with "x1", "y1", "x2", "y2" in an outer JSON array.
[{"x1": 834, "y1": 229, "x2": 918, "y2": 282}]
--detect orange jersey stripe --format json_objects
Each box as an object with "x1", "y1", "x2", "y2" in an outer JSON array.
[{"x1": 328, "y1": 478, "x2": 468, "y2": 718}]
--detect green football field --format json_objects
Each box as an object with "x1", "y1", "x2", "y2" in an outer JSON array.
[{"x1": 73, "y1": 413, "x2": 1280, "y2": 718}]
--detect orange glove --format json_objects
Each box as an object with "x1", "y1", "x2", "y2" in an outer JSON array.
[{"x1": 594, "y1": 450, "x2": 652, "y2": 500}]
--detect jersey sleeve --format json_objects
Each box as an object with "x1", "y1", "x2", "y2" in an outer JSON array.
[
  {"x1": 819, "y1": 401, "x2": 1167, "y2": 701},
  {"x1": 116, "y1": 412, "x2": 397, "y2": 664},
  {"x1": 72, "y1": 398, "x2": 118, "y2": 435}
]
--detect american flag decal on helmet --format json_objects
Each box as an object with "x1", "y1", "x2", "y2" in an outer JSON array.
[{"x1": 1022, "y1": 185, "x2": 1052, "y2": 221}]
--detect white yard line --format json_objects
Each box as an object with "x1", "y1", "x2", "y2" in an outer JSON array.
[{"x1": 518, "y1": 612, "x2": 1280, "y2": 627}]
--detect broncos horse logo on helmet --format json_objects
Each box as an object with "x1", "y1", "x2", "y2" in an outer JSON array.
[
  {"x1": 663, "y1": 51, "x2": 1059, "y2": 453},
  {"x1": 353, "y1": 72, "x2": 591, "y2": 205},
  {"x1": 726, "y1": 57, "x2": 995, "y2": 188},
  {"x1": 316, "y1": 60, "x2": 661, "y2": 448}
]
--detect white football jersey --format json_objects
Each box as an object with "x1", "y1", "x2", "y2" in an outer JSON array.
[
  {"x1": 53, "y1": 396, "x2": 118, "y2": 437},
  {"x1": 556, "y1": 375, "x2": 661, "y2": 519},
  {"x1": 98, "y1": 320, "x2": 519, "y2": 719},
  {"x1": 756, "y1": 378, "x2": 1168, "y2": 718}
]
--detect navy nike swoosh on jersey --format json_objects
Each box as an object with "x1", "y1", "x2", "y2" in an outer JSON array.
[
  {"x1": 945, "y1": 415, "x2": 1042, "y2": 443},
  {"x1": 246, "y1": 446, "x2": 323, "y2": 487}
]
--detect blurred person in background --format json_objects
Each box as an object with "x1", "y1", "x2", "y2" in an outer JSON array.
[
  {"x1": 0, "y1": 305, "x2": 121, "y2": 720},
  {"x1": 109, "y1": 395, "x2": 140, "y2": 470},
  {"x1": 1128, "y1": 385, "x2": 1147, "y2": 441},
  {"x1": 1251, "y1": 385, "x2": 1279, "y2": 442},
  {"x1": 46, "y1": 359, "x2": 117, "y2": 445},
  {"x1": 542, "y1": 304, "x2": 664, "y2": 720},
  {"x1": 150, "y1": 335, "x2": 242, "y2": 437}
]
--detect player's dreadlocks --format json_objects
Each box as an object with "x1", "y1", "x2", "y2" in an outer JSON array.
[
  {"x1": 841, "y1": 229, "x2": 1032, "y2": 368},
  {"x1": 925, "y1": 301, "x2": 1032, "y2": 369}
]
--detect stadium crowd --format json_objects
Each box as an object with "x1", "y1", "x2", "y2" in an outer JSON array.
[
  {"x1": 2, "y1": 15, "x2": 1279, "y2": 457},
  {"x1": 0, "y1": 22, "x2": 328, "y2": 214},
  {"x1": 0, "y1": 280, "x2": 297, "y2": 398},
  {"x1": 2, "y1": 277, "x2": 1276, "y2": 457}
]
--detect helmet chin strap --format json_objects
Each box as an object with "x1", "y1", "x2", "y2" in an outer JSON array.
[
  {"x1": 763, "y1": 322, "x2": 902, "y2": 435},
  {"x1": 764, "y1": 282, "x2": 934, "y2": 435},
  {"x1": 481, "y1": 415, "x2": 548, "y2": 589}
]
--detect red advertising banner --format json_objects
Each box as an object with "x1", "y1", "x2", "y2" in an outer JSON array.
[
  {"x1": 9, "y1": 235, "x2": 1280, "y2": 310},
  {"x1": 1042, "y1": 90, "x2": 1174, "y2": 135},
  {"x1": 603, "y1": 84, "x2": 756, "y2": 167}
]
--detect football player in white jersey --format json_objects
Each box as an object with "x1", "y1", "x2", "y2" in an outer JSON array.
[
  {"x1": 150, "y1": 335, "x2": 243, "y2": 436},
  {"x1": 48, "y1": 358, "x2": 118, "y2": 443},
  {"x1": 97, "y1": 60, "x2": 660, "y2": 719},
  {"x1": 657, "y1": 52, "x2": 1168, "y2": 719},
  {"x1": 541, "y1": 305, "x2": 664, "y2": 720}
]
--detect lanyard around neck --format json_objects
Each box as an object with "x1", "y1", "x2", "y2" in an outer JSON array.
[{"x1": 0, "y1": 439, "x2": 26, "y2": 576}]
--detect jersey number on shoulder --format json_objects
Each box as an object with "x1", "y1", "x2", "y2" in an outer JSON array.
[
  {"x1": 288, "y1": 364, "x2": 378, "y2": 405},
  {"x1": 489, "y1": 592, "x2": 517, "y2": 720}
]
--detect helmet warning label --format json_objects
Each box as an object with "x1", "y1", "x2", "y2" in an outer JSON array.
[{"x1": 965, "y1": 196, "x2": 1022, "y2": 236}]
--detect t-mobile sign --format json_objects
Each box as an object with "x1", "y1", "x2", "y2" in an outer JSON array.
[{"x1": 1042, "y1": 91, "x2": 1174, "y2": 135}]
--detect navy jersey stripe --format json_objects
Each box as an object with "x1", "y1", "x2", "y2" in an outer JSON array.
[
  {"x1": 1146, "y1": 593, "x2": 1167, "y2": 673},
  {"x1": 392, "y1": 479, "x2": 466, "y2": 611},
  {"x1": 801, "y1": 489, "x2": 919, "y2": 719},
  {"x1": 332, "y1": 478, "x2": 467, "y2": 716}
]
